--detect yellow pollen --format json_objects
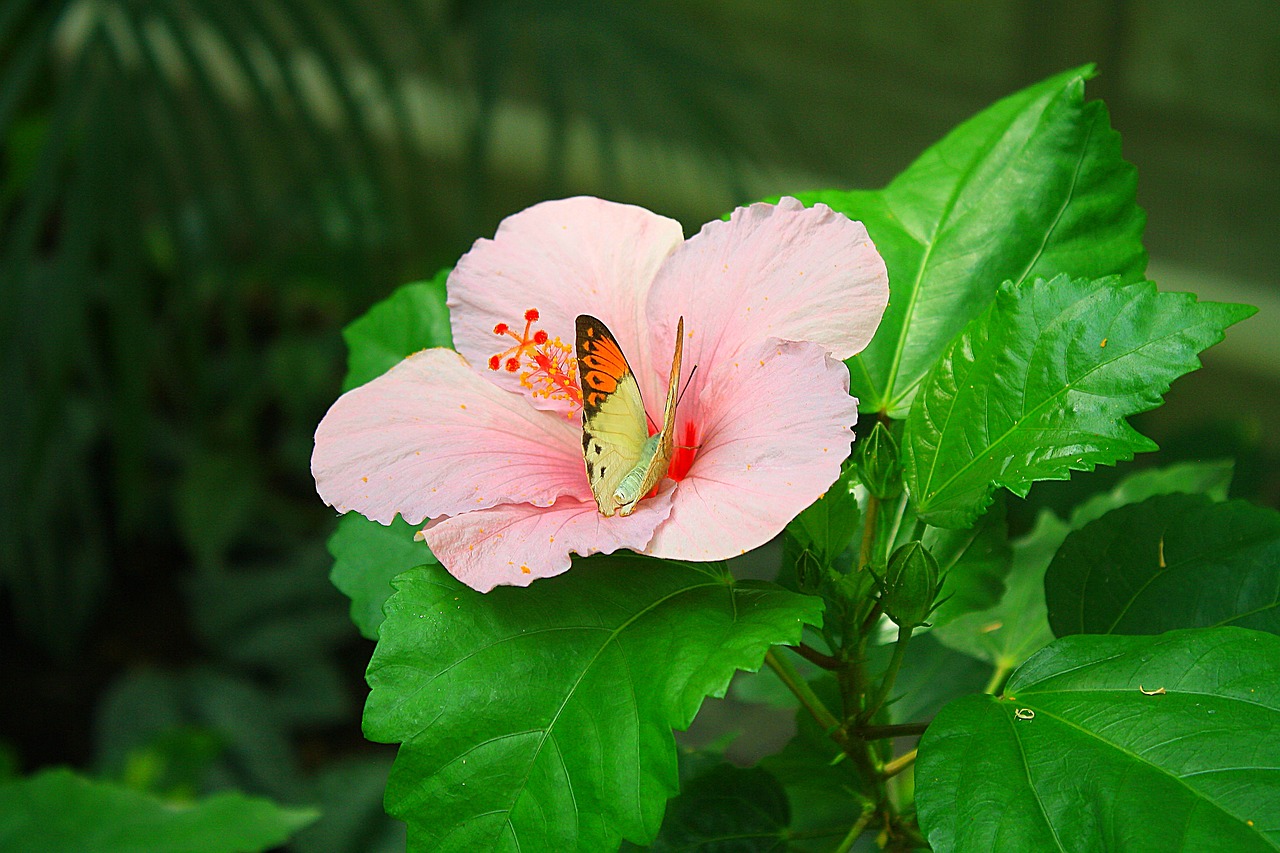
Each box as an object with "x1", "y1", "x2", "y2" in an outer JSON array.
[{"x1": 520, "y1": 565, "x2": 531, "y2": 574}]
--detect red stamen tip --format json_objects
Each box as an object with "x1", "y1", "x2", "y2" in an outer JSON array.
[
  {"x1": 493, "y1": 323, "x2": 509, "y2": 335},
  {"x1": 488, "y1": 355, "x2": 501, "y2": 370},
  {"x1": 504, "y1": 357, "x2": 520, "y2": 372},
  {"x1": 533, "y1": 329, "x2": 548, "y2": 345},
  {"x1": 524, "y1": 308, "x2": 540, "y2": 322},
  {"x1": 533, "y1": 353, "x2": 551, "y2": 369}
]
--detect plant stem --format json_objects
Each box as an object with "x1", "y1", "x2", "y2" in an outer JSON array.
[
  {"x1": 858, "y1": 492, "x2": 881, "y2": 571},
  {"x1": 857, "y1": 721, "x2": 929, "y2": 740},
  {"x1": 766, "y1": 648, "x2": 839, "y2": 732},
  {"x1": 832, "y1": 803, "x2": 875, "y2": 853},
  {"x1": 984, "y1": 660, "x2": 1012, "y2": 695},
  {"x1": 788, "y1": 642, "x2": 841, "y2": 670},
  {"x1": 881, "y1": 748, "x2": 917, "y2": 779},
  {"x1": 863, "y1": 624, "x2": 912, "y2": 723}
]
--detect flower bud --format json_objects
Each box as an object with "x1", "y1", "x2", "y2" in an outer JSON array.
[
  {"x1": 856, "y1": 422, "x2": 902, "y2": 499},
  {"x1": 878, "y1": 541, "x2": 941, "y2": 628}
]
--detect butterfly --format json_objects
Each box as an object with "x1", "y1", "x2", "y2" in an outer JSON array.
[{"x1": 575, "y1": 314, "x2": 684, "y2": 517}]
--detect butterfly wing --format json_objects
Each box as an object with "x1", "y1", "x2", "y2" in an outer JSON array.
[
  {"x1": 576, "y1": 315, "x2": 650, "y2": 516},
  {"x1": 632, "y1": 315, "x2": 683, "y2": 499}
]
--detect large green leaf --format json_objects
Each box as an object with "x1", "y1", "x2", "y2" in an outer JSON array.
[
  {"x1": 904, "y1": 274, "x2": 1252, "y2": 528},
  {"x1": 796, "y1": 65, "x2": 1146, "y2": 416},
  {"x1": 328, "y1": 513, "x2": 435, "y2": 640},
  {"x1": 0, "y1": 768, "x2": 316, "y2": 853},
  {"x1": 341, "y1": 270, "x2": 453, "y2": 392},
  {"x1": 1062, "y1": 458, "x2": 1234, "y2": 529},
  {"x1": 916, "y1": 628, "x2": 1280, "y2": 852},
  {"x1": 364, "y1": 558, "x2": 823, "y2": 852},
  {"x1": 1047, "y1": 493, "x2": 1280, "y2": 637},
  {"x1": 931, "y1": 460, "x2": 1235, "y2": 670}
]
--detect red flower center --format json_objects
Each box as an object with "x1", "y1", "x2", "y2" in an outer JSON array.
[{"x1": 668, "y1": 420, "x2": 699, "y2": 482}]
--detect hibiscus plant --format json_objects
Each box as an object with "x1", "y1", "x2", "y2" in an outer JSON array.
[{"x1": 314, "y1": 66, "x2": 1276, "y2": 851}]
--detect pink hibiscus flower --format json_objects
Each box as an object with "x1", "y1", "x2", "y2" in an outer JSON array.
[{"x1": 312, "y1": 197, "x2": 889, "y2": 592}]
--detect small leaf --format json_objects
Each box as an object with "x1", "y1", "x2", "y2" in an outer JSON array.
[
  {"x1": 0, "y1": 768, "x2": 316, "y2": 853},
  {"x1": 905, "y1": 274, "x2": 1253, "y2": 528},
  {"x1": 786, "y1": 465, "x2": 859, "y2": 568},
  {"x1": 797, "y1": 65, "x2": 1146, "y2": 416},
  {"x1": 328, "y1": 513, "x2": 436, "y2": 640},
  {"x1": 932, "y1": 460, "x2": 1238, "y2": 669},
  {"x1": 923, "y1": 496, "x2": 1012, "y2": 627},
  {"x1": 640, "y1": 763, "x2": 789, "y2": 853},
  {"x1": 341, "y1": 270, "x2": 452, "y2": 391},
  {"x1": 364, "y1": 557, "x2": 823, "y2": 852},
  {"x1": 916, "y1": 628, "x2": 1280, "y2": 852},
  {"x1": 930, "y1": 511, "x2": 1065, "y2": 670},
  {"x1": 1047, "y1": 493, "x2": 1280, "y2": 637}
]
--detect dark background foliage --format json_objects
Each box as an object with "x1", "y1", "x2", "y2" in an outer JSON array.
[{"x1": 1, "y1": 1, "x2": 1276, "y2": 848}]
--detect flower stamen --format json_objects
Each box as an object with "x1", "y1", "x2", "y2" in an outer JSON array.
[{"x1": 488, "y1": 308, "x2": 583, "y2": 412}]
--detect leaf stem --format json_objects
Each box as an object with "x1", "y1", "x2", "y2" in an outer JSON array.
[
  {"x1": 832, "y1": 803, "x2": 875, "y2": 853},
  {"x1": 881, "y1": 748, "x2": 917, "y2": 779},
  {"x1": 863, "y1": 624, "x2": 913, "y2": 722},
  {"x1": 984, "y1": 660, "x2": 1012, "y2": 695},
  {"x1": 766, "y1": 648, "x2": 839, "y2": 732},
  {"x1": 788, "y1": 642, "x2": 841, "y2": 670}
]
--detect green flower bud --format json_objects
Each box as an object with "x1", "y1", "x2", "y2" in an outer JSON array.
[
  {"x1": 856, "y1": 421, "x2": 902, "y2": 499},
  {"x1": 878, "y1": 541, "x2": 941, "y2": 628}
]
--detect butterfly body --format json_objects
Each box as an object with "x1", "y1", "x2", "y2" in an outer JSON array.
[{"x1": 575, "y1": 314, "x2": 683, "y2": 517}]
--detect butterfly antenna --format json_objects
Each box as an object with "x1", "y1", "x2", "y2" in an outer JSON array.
[{"x1": 676, "y1": 364, "x2": 698, "y2": 408}]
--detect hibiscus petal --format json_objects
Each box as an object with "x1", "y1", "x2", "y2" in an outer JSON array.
[
  {"x1": 312, "y1": 348, "x2": 590, "y2": 525},
  {"x1": 645, "y1": 339, "x2": 858, "y2": 560},
  {"x1": 645, "y1": 197, "x2": 888, "y2": 390},
  {"x1": 448, "y1": 196, "x2": 685, "y2": 415},
  {"x1": 422, "y1": 487, "x2": 674, "y2": 592}
]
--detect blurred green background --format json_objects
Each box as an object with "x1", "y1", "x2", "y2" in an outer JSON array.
[{"x1": 1, "y1": 1, "x2": 1276, "y2": 849}]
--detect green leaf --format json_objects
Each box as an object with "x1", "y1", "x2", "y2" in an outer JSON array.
[
  {"x1": 364, "y1": 558, "x2": 823, "y2": 852},
  {"x1": 1047, "y1": 493, "x2": 1280, "y2": 637},
  {"x1": 930, "y1": 511, "x2": 1064, "y2": 671},
  {"x1": 916, "y1": 628, "x2": 1280, "y2": 851},
  {"x1": 923, "y1": 496, "x2": 1011, "y2": 627},
  {"x1": 797, "y1": 65, "x2": 1146, "y2": 416},
  {"x1": 328, "y1": 513, "x2": 436, "y2": 640},
  {"x1": 641, "y1": 763, "x2": 789, "y2": 852},
  {"x1": 785, "y1": 463, "x2": 859, "y2": 568},
  {"x1": 878, "y1": 632, "x2": 989, "y2": 727},
  {"x1": 1064, "y1": 457, "x2": 1234, "y2": 529},
  {"x1": 904, "y1": 274, "x2": 1253, "y2": 528},
  {"x1": 932, "y1": 460, "x2": 1238, "y2": 670},
  {"x1": 341, "y1": 270, "x2": 452, "y2": 392},
  {"x1": 0, "y1": 768, "x2": 316, "y2": 853}
]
